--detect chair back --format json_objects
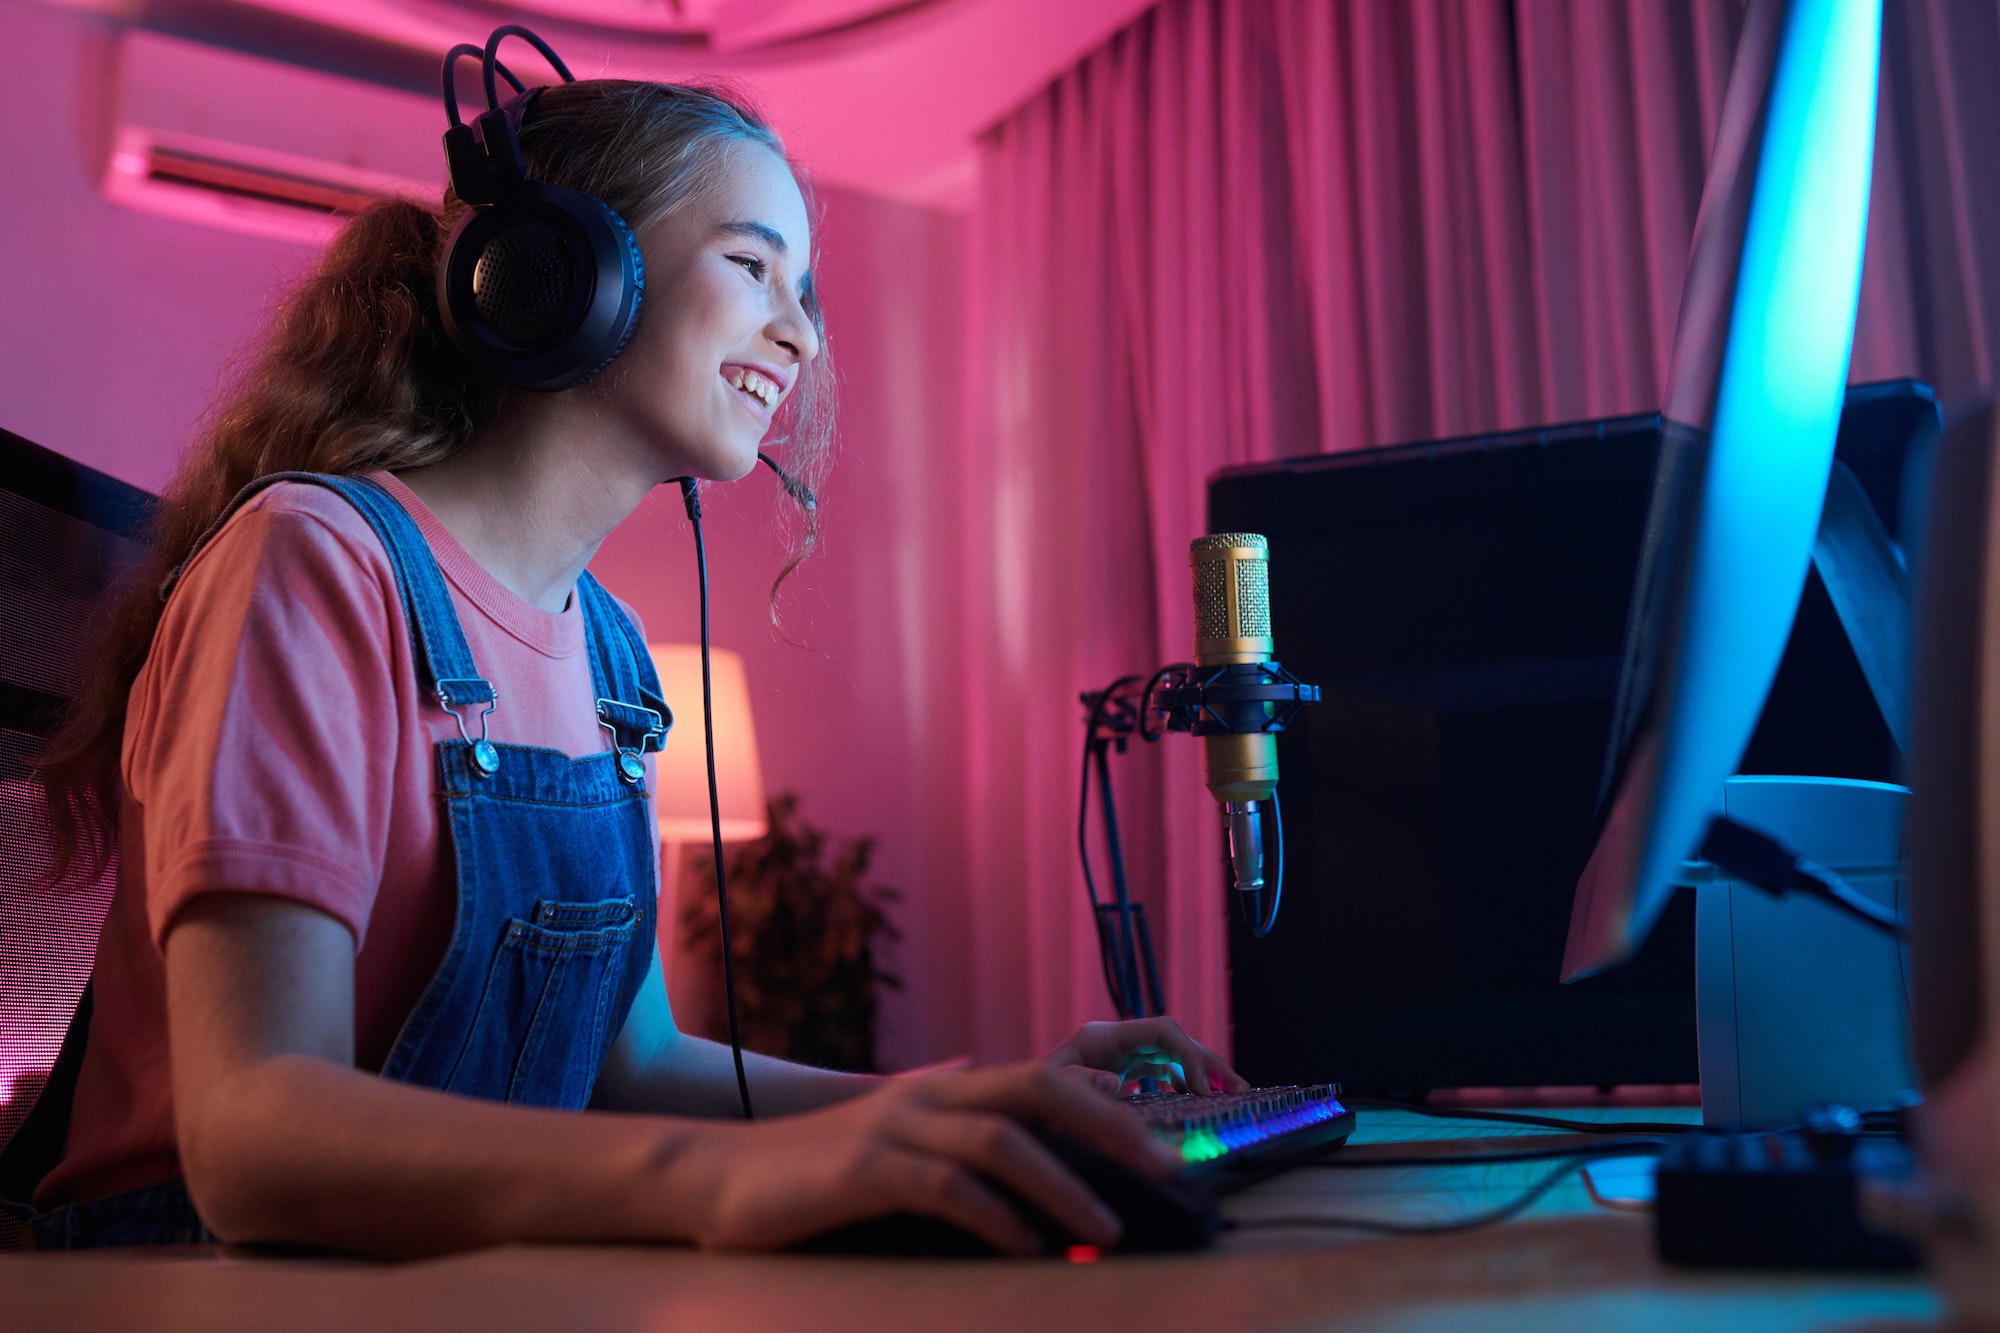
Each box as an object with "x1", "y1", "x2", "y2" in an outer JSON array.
[{"x1": 0, "y1": 428, "x2": 154, "y2": 1249}]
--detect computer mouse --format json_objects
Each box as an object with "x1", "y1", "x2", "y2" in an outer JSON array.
[{"x1": 795, "y1": 1132, "x2": 1218, "y2": 1257}]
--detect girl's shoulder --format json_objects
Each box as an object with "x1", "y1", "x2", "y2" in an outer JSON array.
[
  {"x1": 156, "y1": 477, "x2": 407, "y2": 672},
  {"x1": 181, "y1": 477, "x2": 399, "y2": 596}
]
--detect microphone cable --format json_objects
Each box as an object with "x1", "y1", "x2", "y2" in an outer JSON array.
[
  {"x1": 1339, "y1": 1097, "x2": 1699, "y2": 1136},
  {"x1": 679, "y1": 477, "x2": 755, "y2": 1121}
]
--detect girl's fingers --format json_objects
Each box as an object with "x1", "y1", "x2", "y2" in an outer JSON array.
[
  {"x1": 1057, "y1": 1064, "x2": 1124, "y2": 1096},
  {"x1": 871, "y1": 1144, "x2": 1043, "y2": 1255},
  {"x1": 1119, "y1": 1057, "x2": 1186, "y2": 1092},
  {"x1": 887, "y1": 1106, "x2": 1120, "y2": 1248},
  {"x1": 1178, "y1": 1043, "x2": 1249, "y2": 1094},
  {"x1": 1123, "y1": 1019, "x2": 1250, "y2": 1094},
  {"x1": 925, "y1": 1063, "x2": 1179, "y2": 1178}
]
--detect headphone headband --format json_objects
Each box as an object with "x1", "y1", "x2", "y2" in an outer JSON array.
[{"x1": 435, "y1": 27, "x2": 644, "y2": 392}]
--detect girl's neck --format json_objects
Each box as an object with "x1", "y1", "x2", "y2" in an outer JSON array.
[{"x1": 396, "y1": 402, "x2": 661, "y2": 615}]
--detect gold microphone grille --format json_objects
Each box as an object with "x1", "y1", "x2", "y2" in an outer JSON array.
[
  {"x1": 1191, "y1": 533, "x2": 1269, "y2": 552},
  {"x1": 1235, "y1": 559, "x2": 1270, "y2": 637},
  {"x1": 1195, "y1": 567, "x2": 1231, "y2": 640},
  {"x1": 1190, "y1": 534, "x2": 1269, "y2": 642}
]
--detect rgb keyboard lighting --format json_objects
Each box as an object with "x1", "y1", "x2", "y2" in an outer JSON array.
[{"x1": 1121, "y1": 1085, "x2": 1347, "y2": 1166}]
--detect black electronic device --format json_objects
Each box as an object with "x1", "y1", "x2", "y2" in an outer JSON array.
[
  {"x1": 1207, "y1": 381, "x2": 1937, "y2": 1093},
  {"x1": 797, "y1": 1131, "x2": 1220, "y2": 1257},
  {"x1": 1655, "y1": 1119, "x2": 1919, "y2": 1269},
  {"x1": 436, "y1": 27, "x2": 646, "y2": 392}
]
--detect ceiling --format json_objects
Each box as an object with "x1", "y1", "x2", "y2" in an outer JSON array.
[{"x1": 43, "y1": 0, "x2": 1161, "y2": 208}]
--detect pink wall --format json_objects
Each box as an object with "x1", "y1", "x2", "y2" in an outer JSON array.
[
  {"x1": 3, "y1": 0, "x2": 972, "y2": 1071},
  {"x1": 0, "y1": 1, "x2": 314, "y2": 485}
]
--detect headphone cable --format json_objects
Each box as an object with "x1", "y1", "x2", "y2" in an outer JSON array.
[{"x1": 680, "y1": 478, "x2": 755, "y2": 1121}]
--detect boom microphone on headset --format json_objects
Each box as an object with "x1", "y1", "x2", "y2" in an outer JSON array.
[{"x1": 757, "y1": 452, "x2": 816, "y2": 511}]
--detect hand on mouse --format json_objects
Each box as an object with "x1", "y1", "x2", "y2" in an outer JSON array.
[
  {"x1": 680, "y1": 1061, "x2": 1180, "y2": 1254},
  {"x1": 1045, "y1": 1017, "x2": 1250, "y2": 1097}
]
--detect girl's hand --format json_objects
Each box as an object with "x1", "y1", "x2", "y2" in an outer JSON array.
[
  {"x1": 1045, "y1": 1017, "x2": 1250, "y2": 1097},
  {"x1": 682, "y1": 1061, "x2": 1179, "y2": 1255}
]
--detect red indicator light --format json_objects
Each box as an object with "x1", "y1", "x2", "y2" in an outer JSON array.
[{"x1": 1066, "y1": 1245, "x2": 1102, "y2": 1263}]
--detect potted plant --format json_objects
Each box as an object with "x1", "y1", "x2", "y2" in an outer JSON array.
[{"x1": 681, "y1": 793, "x2": 902, "y2": 1073}]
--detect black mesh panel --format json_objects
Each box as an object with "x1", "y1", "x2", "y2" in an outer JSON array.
[
  {"x1": 472, "y1": 221, "x2": 577, "y2": 346},
  {"x1": 0, "y1": 479, "x2": 142, "y2": 1250}
]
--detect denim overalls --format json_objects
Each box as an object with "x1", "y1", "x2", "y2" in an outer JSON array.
[{"x1": 1, "y1": 473, "x2": 667, "y2": 1247}]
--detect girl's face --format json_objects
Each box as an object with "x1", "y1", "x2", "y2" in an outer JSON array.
[{"x1": 611, "y1": 141, "x2": 820, "y2": 482}]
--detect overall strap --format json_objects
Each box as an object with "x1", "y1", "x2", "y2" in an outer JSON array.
[
  {"x1": 165, "y1": 472, "x2": 498, "y2": 749},
  {"x1": 575, "y1": 572, "x2": 669, "y2": 783}
]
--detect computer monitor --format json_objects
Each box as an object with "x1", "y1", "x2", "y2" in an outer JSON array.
[{"x1": 1560, "y1": 0, "x2": 1883, "y2": 981}]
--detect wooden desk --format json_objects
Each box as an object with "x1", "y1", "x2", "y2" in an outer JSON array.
[{"x1": 3, "y1": 1110, "x2": 1944, "y2": 1331}]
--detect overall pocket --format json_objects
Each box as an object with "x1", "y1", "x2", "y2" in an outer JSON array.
[{"x1": 446, "y1": 895, "x2": 638, "y2": 1108}]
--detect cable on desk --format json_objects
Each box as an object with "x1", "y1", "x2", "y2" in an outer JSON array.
[
  {"x1": 1296, "y1": 1137, "x2": 1668, "y2": 1169},
  {"x1": 1579, "y1": 1160, "x2": 1654, "y2": 1214},
  {"x1": 1342, "y1": 1096, "x2": 1698, "y2": 1136},
  {"x1": 1224, "y1": 1156, "x2": 1596, "y2": 1237}
]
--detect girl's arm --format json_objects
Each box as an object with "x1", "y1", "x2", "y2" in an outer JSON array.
[
  {"x1": 590, "y1": 948, "x2": 1251, "y2": 1119},
  {"x1": 590, "y1": 946, "x2": 878, "y2": 1117},
  {"x1": 166, "y1": 893, "x2": 1173, "y2": 1257}
]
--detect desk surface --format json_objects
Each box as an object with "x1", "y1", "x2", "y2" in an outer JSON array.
[{"x1": 4, "y1": 1109, "x2": 1944, "y2": 1332}]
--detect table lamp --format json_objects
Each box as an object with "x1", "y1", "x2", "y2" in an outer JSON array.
[{"x1": 648, "y1": 643, "x2": 768, "y2": 1017}]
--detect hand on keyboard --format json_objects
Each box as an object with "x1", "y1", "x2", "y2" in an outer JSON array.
[
  {"x1": 1045, "y1": 1017, "x2": 1249, "y2": 1097},
  {"x1": 688, "y1": 1061, "x2": 1179, "y2": 1255}
]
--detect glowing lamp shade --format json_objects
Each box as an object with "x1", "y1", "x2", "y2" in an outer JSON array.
[{"x1": 648, "y1": 644, "x2": 768, "y2": 845}]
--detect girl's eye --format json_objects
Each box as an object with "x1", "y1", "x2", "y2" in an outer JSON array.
[{"x1": 730, "y1": 254, "x2": 767, "y2": 280}]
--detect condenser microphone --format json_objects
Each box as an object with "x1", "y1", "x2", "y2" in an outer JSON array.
[{"x1": 1190, "y1": 533, "x2": 1279, "y2": 896}]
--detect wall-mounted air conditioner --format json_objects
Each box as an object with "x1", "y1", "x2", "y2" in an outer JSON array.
[{"x1": 106, "y1": 31, "x2": 444, "y2": 246}]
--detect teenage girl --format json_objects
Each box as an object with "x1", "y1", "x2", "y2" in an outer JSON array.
[{"x1": 12, "y1": 69, "x2": 1244, "y2": 1256}]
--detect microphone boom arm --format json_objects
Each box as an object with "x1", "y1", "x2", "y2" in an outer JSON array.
[{"x1": 1076, "y1": 660, "x2": 1320, "y2": 1014}]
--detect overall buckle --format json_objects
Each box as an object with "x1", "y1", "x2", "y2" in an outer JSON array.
[
  {"x1": 437, "y1": 677, "x2": 500, "y2": 776},
  {"x1": 597, "y1": 699, "x2": 667, "y2": 785}
]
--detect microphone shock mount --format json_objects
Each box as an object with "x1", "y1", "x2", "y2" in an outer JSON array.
[{"x1": 1077, "y1": 661, "x2": 1320, "y2": 1018}]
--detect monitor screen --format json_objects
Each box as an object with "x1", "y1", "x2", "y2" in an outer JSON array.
[{"x1": 1562, "y1": 0, "x2": 1882, "y2": 980}]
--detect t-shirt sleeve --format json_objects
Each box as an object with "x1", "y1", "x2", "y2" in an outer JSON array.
[{"x1": 125, "y1": 489, "x2": 408, "y2": 951}]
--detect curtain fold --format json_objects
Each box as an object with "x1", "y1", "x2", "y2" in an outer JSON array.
[{"x1": 952, "y1": 0, "x2": 2000, "y2": 1063}]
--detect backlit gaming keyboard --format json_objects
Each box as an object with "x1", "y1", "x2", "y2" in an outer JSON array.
[{"x1": 1123, "y1": 1084, "x2": 1355, "y2": 1185}]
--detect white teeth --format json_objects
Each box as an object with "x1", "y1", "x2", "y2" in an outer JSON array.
[{"x1": 729, "y1": 368, "x2": 779, "y2": 408}]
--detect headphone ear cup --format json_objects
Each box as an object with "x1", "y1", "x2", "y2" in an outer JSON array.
[
  {"x1": 438, "y1": 181, "x2": 645, "y2": 391},
  {"x1": 580, "y1": 201, "x2": 648, "y2": 380}
]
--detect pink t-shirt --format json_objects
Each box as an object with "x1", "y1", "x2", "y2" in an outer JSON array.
[{"x1": 40, "y1": 472, "x2": 654, "y2": 1206}]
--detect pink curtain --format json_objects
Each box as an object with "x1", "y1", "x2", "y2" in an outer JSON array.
[{"x1": 950, "y1": 0, "x2": 2000, "y2": 1063}]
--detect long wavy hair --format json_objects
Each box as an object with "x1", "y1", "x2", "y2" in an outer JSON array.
[{"x1": 39, "y1": 79, "x2": 834, "y2": 883}]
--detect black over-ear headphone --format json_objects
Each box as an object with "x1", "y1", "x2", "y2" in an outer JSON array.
[{"x1": 436, "y1": 27, "x2": 645, "y2": 392}]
